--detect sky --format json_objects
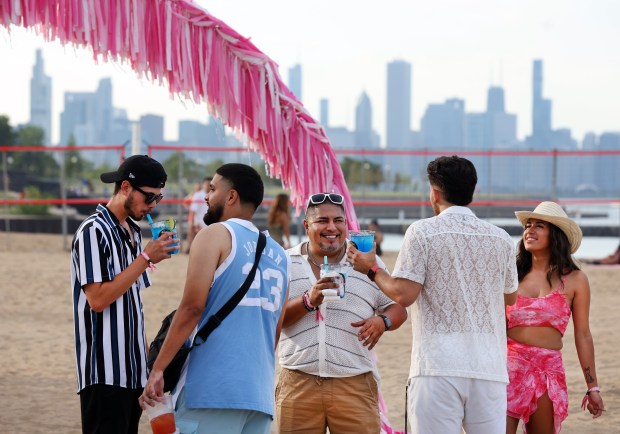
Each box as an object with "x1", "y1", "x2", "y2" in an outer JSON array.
[{"x1": 0, "y1": 0, "x2": 619, "y2": 146}]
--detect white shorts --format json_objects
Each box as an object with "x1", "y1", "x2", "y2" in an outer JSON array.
[{"x1": 407, "y1": 376, "x2": 507, "y2": 434}]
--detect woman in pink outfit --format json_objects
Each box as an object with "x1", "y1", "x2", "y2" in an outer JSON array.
[{"x1": 506, "y1": 201, "x2": 605, "y2": 434}]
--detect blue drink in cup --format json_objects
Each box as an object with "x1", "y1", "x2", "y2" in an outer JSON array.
[
  {"x1": 349, "y1": 230, "x2": 375, "y2": 253},
  {"x1": 149, "y1": 217, "x2": 179, "y2": 255}
]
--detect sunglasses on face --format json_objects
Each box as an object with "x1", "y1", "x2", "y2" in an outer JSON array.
[
  {"x1": 131, "y1": 184, "x2": 163, "y2": 204},
  {"x1": 307, "y1": 193, "x2": 344, "y2": 208}
]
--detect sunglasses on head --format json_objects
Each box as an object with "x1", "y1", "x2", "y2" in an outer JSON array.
[
  {"x1": 131, "y1": 183, "x2": 163, "y2": 204},
  {"x1": 307, "y1": 193, "x2": 344, "y2": 208}
]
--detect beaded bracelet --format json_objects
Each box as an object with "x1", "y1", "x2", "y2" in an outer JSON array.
[{"x1": 581, "y1": 386, "x2": 601, "y2": 410}]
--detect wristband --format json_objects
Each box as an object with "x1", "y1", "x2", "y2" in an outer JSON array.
[
  {"x1": 302, "y1": 291, "x2": 317, "y2": 312},
  {"x1": 581, "y1": 386, "x2": 601, "y2": 410},
  {"x1": 140, "y1": 251, "x2": 156, "y2": 272},
  {"x1": 367, "y1": 264, "x2": 380, "y2": 282}
]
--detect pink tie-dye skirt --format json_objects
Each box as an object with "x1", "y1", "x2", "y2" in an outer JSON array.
[{"x1": 506, "y1": 338, "x2": 568, "y2": 434}]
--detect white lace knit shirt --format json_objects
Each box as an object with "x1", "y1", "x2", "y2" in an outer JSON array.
[{"x1": 392, "y1": 206, "x2": 518, "y2": 383}]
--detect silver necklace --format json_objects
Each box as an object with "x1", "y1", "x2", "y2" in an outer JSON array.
[{"x1": 305, "y1": 241, "x2": 346, "y2": 268}]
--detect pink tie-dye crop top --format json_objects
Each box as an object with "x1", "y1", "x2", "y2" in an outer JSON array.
[{"x1": 506, "y1": 276, "x2": 571, "y2": 336}]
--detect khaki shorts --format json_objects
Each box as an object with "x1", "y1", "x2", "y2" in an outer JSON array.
[{"x1": 276, "y1": 368, "x2": 380, "y2": 434}]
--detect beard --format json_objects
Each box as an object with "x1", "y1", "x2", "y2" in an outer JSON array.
[
  {"x1": 124, "y1": 193, "x2": 144, "y2": 221},
  {"x1": 203, "y1": 203, "x2": 223, "y2": 226}
]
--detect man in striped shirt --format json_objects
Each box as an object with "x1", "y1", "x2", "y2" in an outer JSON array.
[
  {"x1": 71, "y1": 155, "x2": 176, "y2": 433},
  {"x1": 276, "y1": 193, "x2": 408, "y2": 434}
]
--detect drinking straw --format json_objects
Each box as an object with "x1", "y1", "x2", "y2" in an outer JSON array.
[{"x1": 146, "y1": 214, "x2": 154, "y2": 225}]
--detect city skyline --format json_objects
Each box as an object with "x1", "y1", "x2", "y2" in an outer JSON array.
[{"x1": 1, "y1": 0, "x2": 618, "y2": 145}]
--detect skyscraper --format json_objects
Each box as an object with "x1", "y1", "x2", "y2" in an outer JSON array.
[
  {"x1": 354, "y1": 91, "x2": 373, "y2": 148},
  {"x1": 486, "y1": 86, "x2": 505, "y2": 113},
  {"x1": 140, "y1": 114, "x2": 164, "y2": 145},
  {"x1": 94, "y1": 78, "x2": 113, "y2": 143},
  {"x1": 421, "y1": 98, "x2": 465, "y2": 149},
  {"x1": 59, "y1": 78, "x2": 129, "y2": 165},
  {"x1": 288, "y1": 64, "x2": 302, "y2": 101},
  {"x1": 320, "y1": 98, "x2": 329, "y2": 127},
  {"x1": 486, "y1": 86, "x2": 516, "y2": 148},
  {"x1": 29, "y1": 49, "x2": 52, "y2": 145},
  {"x1": 531, "y1": 59, "x2": 552, "y2": 147},
  {"x1": 386, "y1": 60, "x2": 411, "y2": 148},
  {"x1": 60, "y1": 92, "x2": 96, "y2": 146}
]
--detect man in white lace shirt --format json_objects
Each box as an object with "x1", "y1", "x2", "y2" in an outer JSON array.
[
  {"x1": 348, "y1": 156, "x2": 518, "y2": 434},
  {"x1": 276, "y1": 192, "x2": 408, "y2": 434}
]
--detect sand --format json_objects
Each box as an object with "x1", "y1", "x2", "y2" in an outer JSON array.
[{"x1": 0, "y1": 232, "x2": 617, "y2": 433}]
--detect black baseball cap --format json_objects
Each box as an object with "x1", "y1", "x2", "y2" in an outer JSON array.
[{"x1": 100, "y1": 155, "x2": 167, "y2": 188}]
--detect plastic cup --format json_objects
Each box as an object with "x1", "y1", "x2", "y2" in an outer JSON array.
[
  {"x1": 144, "y1": 395, "x2": 176, "y2": 434},
  {"x1": 150, "y1": 217, "x2": 179, "y2": 255},
  {"x1": 349, "y1": 230, "x2": 375, "y2": 253},
  {"x1": 320, "y1": 264, "x2": 347, "y2": 301}
]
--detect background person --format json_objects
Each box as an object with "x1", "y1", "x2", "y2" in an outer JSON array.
[
  {"x1": 267, "y1": 192, "x2": 291, "y2": 248},
  {"x1": 276, "y1": 192, "x2": 407, "y2": 434},
  {"x1": 347, "y1": 155, "x2": 518, "y2": 434},
  {"x1": 140, "y1": 164, "x2": 289, "y2": 434},
  {"x1": 506, "y1": 201, "x2": 605, "y2": 434},
  {"x1": 71, "y1": 155, "x2": 175, "y2": 434},
  {"x1": 185, "y1": 176, "x2": 212, "y2": 252},
  {"x1": 584, "y1": 243, "x2": 620, "y2": 265},
  {"x1": 368, "y1": 219, "x2": 384, "y2": 256}
]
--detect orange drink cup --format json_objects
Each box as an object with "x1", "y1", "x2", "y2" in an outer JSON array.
[{"x1": 145, "y1": 395, "x2": 176, "y2": 434}]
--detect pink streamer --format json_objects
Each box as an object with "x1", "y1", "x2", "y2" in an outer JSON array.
[{"x1": 0, "y1": 0, "x2": 359, "y2": 229}]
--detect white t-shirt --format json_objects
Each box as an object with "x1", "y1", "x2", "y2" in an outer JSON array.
[
  {"x1": 189, "y1": 190, "x2": 208, "y2": 228},
  {"x1": 392, "y1": 206, "x2": 518, "y2": 383}
]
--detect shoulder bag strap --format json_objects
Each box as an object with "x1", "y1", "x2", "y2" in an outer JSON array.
[{"x1": 193, "y1": 231, "x2": 267, "y2": 346}]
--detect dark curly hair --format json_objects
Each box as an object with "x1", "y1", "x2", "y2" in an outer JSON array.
[
  {"x1": 516, "y1": 222, "x2": 580, "y2": 285},
  {"x1": 426, "y1": 156, "x2": 477, "y2": 206}
]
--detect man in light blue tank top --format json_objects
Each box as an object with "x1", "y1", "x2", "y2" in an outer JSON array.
[{"x1": 140, "y1": 164, "x2": 290, "y2": 434}]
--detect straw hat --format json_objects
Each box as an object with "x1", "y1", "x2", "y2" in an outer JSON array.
[{"x1": 515, "y1": 201, "x2": 582, "y2": 253}]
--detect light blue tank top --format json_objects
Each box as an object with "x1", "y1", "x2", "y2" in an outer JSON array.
[{"x1": 183, "y1": 219, "x2": 288, "y2": 417}]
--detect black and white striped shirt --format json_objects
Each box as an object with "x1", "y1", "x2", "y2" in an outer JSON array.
[{"x1": 71, "y1": 204, "x2": 151, "y2": 392}]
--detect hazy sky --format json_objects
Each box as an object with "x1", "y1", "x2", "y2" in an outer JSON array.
[{"x1": 1, "y1": 0, "x2": 618, "y2": 145}]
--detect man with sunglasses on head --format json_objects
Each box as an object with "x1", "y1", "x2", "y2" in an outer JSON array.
[
  {"x1": 71, "y1": 154, "x2": 176, "y2": 434},
  {"x1": 276, "y1": 192, "x2": 408, "y2": 434}
]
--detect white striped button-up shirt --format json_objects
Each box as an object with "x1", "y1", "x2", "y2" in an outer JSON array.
[{"x1": 71, "y1": 204, "x2": 150, "y2": 392}]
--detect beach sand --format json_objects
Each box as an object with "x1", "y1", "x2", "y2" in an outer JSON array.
[{"x1": 0, "y1": 232, "x2": 617, "y2": 433}]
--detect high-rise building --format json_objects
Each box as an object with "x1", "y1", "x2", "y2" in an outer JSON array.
[
  {"x1": 29, "y1": 49, "x2": 52, "y2": 145},
  {"x1": 354, "y1": 91, "x2": 377, "y2": 148},
  {"x1": 320, "y1": 98, "x2": 329, "y2": 127},
  {"x1": 530, "y1": 60, "x2": 552, "y2": 147},
  {"x1": 60, "y1": 92, "x2": 96, "y2": 146},
  {"x1": 486, "y1": 86, "x2": 517, "y2": 148},
  {"x1": 59, "y1": 78, "x2": 129, "y2": 164},
  {"x1": 486, "y1": 86, "x2": 505, "y2": 113},
  {"x1": 421, "y1": 99, "x2": 465, "y2": 149},
  {"x1": 94, "y1": 78, "x2": 113, "y2": 143},
  {"x1": 140, "y1": 114, "x2": 164, "y2": 145},
  {"x1": 386, "y1": 60, "x2": 411, "y2": 148},
  {"x1": 288, "y1": 64, "x2": 302, "y2": 101}
]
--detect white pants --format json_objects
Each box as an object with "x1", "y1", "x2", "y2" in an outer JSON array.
[{"x1": 407, "y1": 376, "x2": 507, "y2": 434}]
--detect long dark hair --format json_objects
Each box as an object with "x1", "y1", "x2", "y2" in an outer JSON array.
[
  {"x1": 268, "y1": 193, "x2": 289, "y2": 225},
  {"x1": 516, "y1": 222, "x2": 580, "y2": 286}
]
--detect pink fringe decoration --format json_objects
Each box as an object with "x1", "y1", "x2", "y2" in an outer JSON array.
[{"x1": 0, "y1": 0, "x2": 359, "y2": 228}]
